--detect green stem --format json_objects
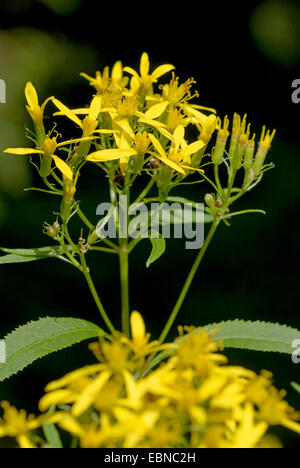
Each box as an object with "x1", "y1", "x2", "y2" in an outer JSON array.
[
  {"x1": 133, "y1": 177, "x2": 156, "y2": 205},
  {"x1": 119, "y1": 247, "x2": 130, "y2": 337},
  {"x1": 77, "y1": 207, "x2": 118, "y2": 250},
  {"x1": 80, "y1": 253, "x2": 115, "y2": 334},
  {"x1": 77, "y1": 207, "x2": 95, "y2": 231},
  {"x1": 159, "y1": 218, "x2": 220, "y2": 343}
]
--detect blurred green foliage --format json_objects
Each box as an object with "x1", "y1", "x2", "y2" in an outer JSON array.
[{"x1": 250, "y1": 0, "x2": 300, "y2": 65}]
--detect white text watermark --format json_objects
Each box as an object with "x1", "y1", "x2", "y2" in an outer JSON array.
[{"x1": 95, "y1": 197, "x2": 205, "y2": 250}]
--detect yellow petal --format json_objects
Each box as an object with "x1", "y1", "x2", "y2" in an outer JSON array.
[
  {"x1": 140, "y1": 52, "x2": 150, "y2": 77},
  {"x1": 87, "y1": 148, "x2": 137, "y2": 162},
  {"x1": 53, "y1": 108, "x2": 89, "y2": 116},
  {"x1": 51, "y1": 155, "x2": 73, "y2": 181},
  {"x1": 3, "y1": 148, "x2": 42, "y2": 155},
  {"x1": 115, "y1": 118, "x2": 135, "y2": 140},
  {"x1": 112, "y1": 60, "x2": 123, "y2": 81},
  {"x1": 25, "y1": 82, "x2": 39, "y2": 109},
  {"x1": 155, "y1": 153, "x2": 186, "y2": 175},
  {"x1": 17, "y1": 435, "x2": 36, "y2": 449},
  {"x1": 130, "y1": 311, "x2": 146, "y2": 343},
  {"x1": 180, "y1": 139, "x2": 206, "y2": 157},
  {"x1": 88, "y1": 95, "x2": 102, "y2": 120},
  {"x1": 72, "y1": 371, "x2": 111, "y2": 417},
  {"x1": 145, "y1": 101, "x2": 169, "y2": 119},
  {"x1": 45, "y1": 364, "x2": 105, "y2": 391},
  {"x1": 51, "y1": 98, "x2": 83, "y2": 128},
  {"x1": 173, "y1": 125, "x2": 185, "y2": 152},
  {"x1": 148, "y1": 134, "x2": 167, "y2": 159},
  {"x1": 50, "y1": 412, "x2": 84, "y2": 438},
  {"x1": 56, "y1": 137, "x2": 96, "y2": 147},
  {"x1": 151, "y1": 64, "x2": 175, "y2": 80},
  {"x1": 123, "y1": 66, "x2": 139, "y2": 79},
  {"x1": 39, "y1": 390, "x2": 75, "y2": 412}
]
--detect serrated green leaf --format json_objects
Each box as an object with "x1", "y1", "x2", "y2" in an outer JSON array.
[
  {"x1": 147, "y1": 320, "x2": 300, "y2": 373},
  {"x1": 0, "y1": 317, "x2": 101, "y2": 382},
  {"x1": 200, "y1": 320, "x2": 300, "y2": 354},
  {"x1": 0, "y1": 246, "x2": 71, "y2": 264},
  {"x1": 146, "y1": 237, "x2": 166, "y2": 268}
]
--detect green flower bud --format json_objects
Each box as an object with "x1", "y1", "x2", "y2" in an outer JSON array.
[
  {"x1": 205, "y1": 193, "x2": 215, "y2": 208},
  {"x1": 87, "y1": 230, "x2": 99, "y2": 245},
  {"x1": 244, "y1": 139, "x2": 255, "y2": 171}
]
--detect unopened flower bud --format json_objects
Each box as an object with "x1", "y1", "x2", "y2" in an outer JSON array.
[
  {"x1": 87, "y1": 230, "x2": 99, "y2": 245},
  {"x1": 150, "y1": 157, "x2": 162, "y2": 169},
  {"x1": 212, "y1": 116, "x2": 230, "y2": 165},
  {"x1": 205, "y1": 193, "x2": 215, "y2": 208},
  {"x1": 114, "y1": 172, "x2": 126, "y2": 184},
  {"x1": 252, "y1": 127, "x2": 276, "y2": 177},
  {"x1": 244, "y1": 168, "x2": 255, "y2": 188},
  {"x1": 244, "y1": 139, "x2": 255, "y2": 171}
]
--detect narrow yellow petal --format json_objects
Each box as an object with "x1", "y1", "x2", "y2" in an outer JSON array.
[
  {"x1": 130, "y1": 311, "x2": 146, "y2": 343},
  {"x1": 148, "y1": 134, "x2": 167, "y2": 159},
  {"x1": 72, "y1": 371, "x2": 111, "y2": 417},
  {"x1": 56, "y1": 137, "x2": 96, "y2": 147},
  {"x1": 151, "y1": 64, "x2": 175, "y2": 81},
  {"x1": 4, "y1": 148, "x2": 42, "y2": 155},
  {"x1": 173, "y1": 125, "x2": 185, "y2": 152},
  {"x1": 140, "y1": 52, "x2": 150, "y2": 77},
  {"x1": 145, "y1": 101, "x2": 169, "y2": 119},
  {"x1": 39, "y1": 390, "x2": 75, "y2": 412},
  {"x1": 112, "y1": 60, "x2": 123, "y2": 81},
  {"x1": 25, "y1": 82, "x2": 39, "y2": 109},
  {"x1": 51, "y1": 98, "x2": 83, "y2": 128},
  {"x1": 45, "y1": 364, "x2": 105, "y2": 391},
  {"x1": 154, "y1": 153, "x2": 186, "y2": 175},
  {"x1": 87, "y1": 148, "x2": 137, "y2": 162},
  {"x1": 88, "y1": 95, "x2": 102, "y2": 120},
  {"x1": 123, "y1": 67, "x2": 139, "y2": 79},
  {"x1": 17, "y1": 435, "x2": 36, "y2": 449},
  {"x1": 181, "y1": 139, "x2": 206, "y2": 157},
  {"x1": 53, "y1": 108, "x2": 89, "y2": 116},
  {"x1": 51, "y1": 155, "x2": 73, "y2": 181}
]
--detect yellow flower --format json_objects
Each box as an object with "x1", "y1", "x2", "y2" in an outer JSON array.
[
  {"x1": 198, "y1": 114, "x2": 218, "y2": 146},
  {"x1": 4, "y1": 135, "x2": 91, "y2": 180},
  {"x1": 124, "y1": 52, "x2": 175, "y2": 95},
  {"x1": 221, "y1": 403, "x2": 268, "y2": 449},
  {"x1": 122, "y1": 311, "x2": 164, "y2": 358},
  {"x1": 113, "y1": 407, "x2": 160, "y2": 448},
  {"x1": 52, "y1": 95, "x2": 104, "y2": 137},
  {"x1": 80, "y1": 61, "x2": 129, "y2": 94},
  {"x1": 149, "y1": 125, "x2": 205, "y2": 174},
  {"x1": 0, "y1": 402, "x2": 47, "y2": 448},
  {"x1": 25, "y1": 81, "x2": 52, "y2": 128}
]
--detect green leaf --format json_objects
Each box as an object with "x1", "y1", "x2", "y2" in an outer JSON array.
[
  {"x1": 43, "y1": 406, "x2": 63, "y2": 448},
  {"x1": 147, "y1": 320, "x2": 300, "y2": 373},
  {"x1": 146, "y1": 237, "x2": 166, "y2": 268},
  {"x1": 200, "y1": 320, "x2": 300, "y2": 354},
  {"x1": 291, "y1": 382, "x2": 300, "y2": 395},
  {"x1": 0, "y1": 317, "x2": 101, "y2": 382},
  {"x1": 0, "y1": 246, "x2": 71, "y2": 264}
]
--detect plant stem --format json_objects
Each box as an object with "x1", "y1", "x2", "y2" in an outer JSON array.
[
  {"x1": 119, "y1": 247, "x2": 130, "y2": 337},
  {"x1": 80, "y1": 253, "x2": 115, "y2": 334},
  {"x1": 159, "y1": 218, "x2": 220, "y2": 343},
  {"x1": 133, "y1": 177, "x2": 156, "y2": 205}
]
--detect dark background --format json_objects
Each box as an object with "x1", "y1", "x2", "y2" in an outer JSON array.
[{"x1": 0, "y1": 0, "x2": 300, "y2": 447}]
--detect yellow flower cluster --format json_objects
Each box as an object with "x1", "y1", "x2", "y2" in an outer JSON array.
[
  {"x1": 1, "y1": 312, "x2": 299, "y2": 449},
  {"x1": 4, "y1": 53, "x2": 217, "y2": 184},
  {"x1": 3, "y1": 52, "x2": 276, "y2": 211}
]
